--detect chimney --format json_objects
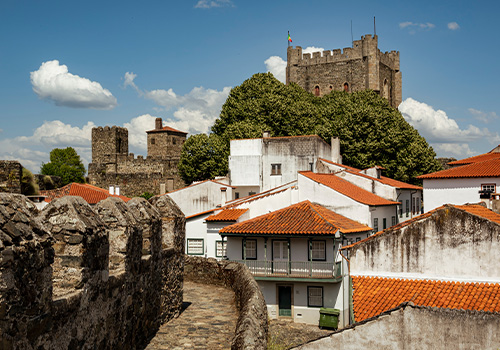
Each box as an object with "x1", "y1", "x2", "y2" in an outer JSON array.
[
  {"x1": 155, "y1": 117, "x2": 162, "y2": 130},
  {"x1": 331, "y1": 137, "x2": 341, "y2": 164},
  {"x1": 109, "y1": 186, "x2": 114, "y2": 195},
  {"x1": 115, "y1": 186, "x2": 120, "y2": 196},
  {"x1": 263, "y1": 131, "x2": 271, "y2": 138},
  {"x1": 221, "y1": 187, "x2": 227, "y2": 207}
]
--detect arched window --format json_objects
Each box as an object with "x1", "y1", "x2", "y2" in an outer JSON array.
[
  {"x1": 314, "y1": 86, "x2": 320, "y2": 96},
  {"x1": 343, "y1": 83, "x2": 349, "y2": 92}
]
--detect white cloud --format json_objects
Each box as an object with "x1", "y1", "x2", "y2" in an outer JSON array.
[
  {"x1": 399, "y1": 98, "x2": 500, "y2": 158},
  {"x1": 303, "y1": 46, "x2": 325, "y2": 55},
  {"x1": 265, "y1": 56, "x2": 286, "y2": 83},
  {"x1": 399, "y1": 22, "x2": 435, "y2": 34},
  {"x1": 30, "y1": 60, "x2": 117, "y2": 109},
  {"x1": 448, "y1": 22, "x2": 460, "y2": 30},
  {"x1": 468, "y1": 108, "x2": 498, "y2": 124},
  {"x1": 123, "y1": 71, "x2": 139, "y2": 91},
  {"x1": 124, "y1": 73, "x2": 231, "y2": 134},
  {"x1": 123, "y1": 114, "x2": 156, "y2": 151},
  {"x1": 195, "y1": 0, "x2": 233, "y2": 8}
]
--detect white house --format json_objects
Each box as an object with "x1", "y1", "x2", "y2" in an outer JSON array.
[
  {"x1": 220, "y1": 200, "x2": 372, "y2": 327},
  {"x1": 229, "y1": 134, "x2": 339, "y2": 197},
  {"x1": 317, "y1": 158, "x2": 423, "y2": 221},
  {"x1": 297, "y1": 171, "x2": 399, "y2": 238},
  {"x1": 418, "y1": 156, "x2": 500, "y2": 212},
  {"x1": 166, "y1": 179, "x2": 233, "y2": 217}
]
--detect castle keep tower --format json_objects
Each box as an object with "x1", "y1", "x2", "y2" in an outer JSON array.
[
  {"x1": 88, "y1": 118, "x2": 187, "y2": 197},
  {"x1": 286, "y1": 35, "x2": 402, "y2": 108}
]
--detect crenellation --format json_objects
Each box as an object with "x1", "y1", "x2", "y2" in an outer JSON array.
[
  {"x1": 0, "y1": 192, "x2": 184, "y2": 349},
  {"x1": 287, "y1": 34, "x2": 401, "y2": 107}
]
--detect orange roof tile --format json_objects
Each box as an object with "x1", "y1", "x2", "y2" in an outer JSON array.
[
  {"x1": 447, "y1": 152, "x2": 500, "y2": 166},
  {"x1": 219, "y1": 200, "x2": 371, "y2": 235},
  {"x1": 41, "y1": 183, "x2": 130, "y2": 204},
  {"x1": 206, "y1": 209, "x2": 249, "y2": 222},
  {"x1": 343, "y1": 169, "x2": 422, "y2": 190},
  {"x1": 299, "y1": 171, "x2": 400, "y2": 206},
  {"x1": 418, "y1": 158, "x2": 500, "y2": 179},
  {"x1": 146, "y1": 125, "x2": 187, "y2": 134},
  {"x1": 352, "y1": 276, "x2": 500, "y2": 322},
  {"x1": 342, "y1": 203, "x2": 500, "y2": 250}
]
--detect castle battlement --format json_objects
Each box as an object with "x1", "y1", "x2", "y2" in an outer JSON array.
[
  {"x1": 0, "y1": 193, "x2": 184, "y2": 349},
  {"x1": 287, "y1": 34, "x2": 402, "y2": 108}
]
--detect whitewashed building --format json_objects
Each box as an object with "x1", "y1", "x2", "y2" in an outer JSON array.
[{"x1": 221, "y1": 200, "x2": 372, "y2": 327}]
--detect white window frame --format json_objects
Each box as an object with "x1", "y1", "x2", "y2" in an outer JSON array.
[
  {"x1": 244, "y1": 239, "x2": 257, "y2": 260},
  {"x1": 187, "y1": 238, "x2": 204, "y2": 255},
  {"x1": 271, "y1": 163, "x2": 282, "y2": 175},
  {"x1": 310, "y1": 240, "x2": 326, "y2": 261},
  {"x1": 216, "y1": 240, "x2": 227, "y2": 258},
  {"x1": 308, "y1": 286, "x2": 323, "y2": 307}
]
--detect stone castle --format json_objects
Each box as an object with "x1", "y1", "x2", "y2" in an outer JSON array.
[
  {"x1": 88, "y1": 118, "x2": 187, "y2": 197},
  {"x1": 286, "y1": 34, "x2": 402, "y2": 108}
]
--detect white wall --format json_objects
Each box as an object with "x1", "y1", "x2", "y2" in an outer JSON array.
[
  {"x1": 423, "y1": 177, "x2": 500, "y2": 212},
  {"x1": 168, "y1": 181, "x2": 232, "y2": 217},
  {"x1": 337, "y1": 171, "x2": 397, "y2": 200}
]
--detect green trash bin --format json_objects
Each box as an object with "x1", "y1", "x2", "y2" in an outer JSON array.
[{"x1": 319, "y1": 308, "x2": 340, "y2": 329}]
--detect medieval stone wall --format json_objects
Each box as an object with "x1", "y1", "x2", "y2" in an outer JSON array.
[
  {"x1": 0, "y1": 193, "x2": 185, "y2": 350},
  {"x1": 88, "y1": 122, "x2": 186, "y2": 197},
  {"x1": 287, "y1": 34, "x2": 402, "y2": 108},
  {"x1": 184, "y1": 256, "x2": 268, "y2": 350},
  {"x1": 0, "y1": 160, "x2": 22, "y2": 193}
]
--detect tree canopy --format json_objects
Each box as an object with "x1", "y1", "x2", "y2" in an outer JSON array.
[
  {"x1": 40, "y1": 147, "x2": 86, "y2": 186},
  {"x1": 180, "y1": 73, "x2": 441, "y2": 184}
]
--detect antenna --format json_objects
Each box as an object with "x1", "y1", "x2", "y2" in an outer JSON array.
[
  {"x1": 351, "y1": 20, "x2": 353, "y2": 46},
  {"x1": 374, "y1": 16, "x2": 376, "y2": 36}
]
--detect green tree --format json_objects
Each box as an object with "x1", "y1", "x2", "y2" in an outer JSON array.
[
  {"x1": 21, "y1": 168, "x2": 39, "y2": 195},
  {"x1": 40, "y1": 147, "x2": 86, "y2": 186},
  {"x1": 178, "y1": 133, "x2": 228, "y2": 184}
]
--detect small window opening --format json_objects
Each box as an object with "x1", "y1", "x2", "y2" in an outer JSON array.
[
  {"x1": 314, "y1": 86, "x2": 320, "y2": 96},
  {"x1": 343, "y1": 83, "x2": 349, "y2": 92}
]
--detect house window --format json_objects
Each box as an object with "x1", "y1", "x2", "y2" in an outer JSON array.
[
  {"x1": 151, "y1": 138, "x2": 155, "y2": 145},
  {"x1": 311, "y1": 241, "x2": 326, "y2": 261},
  {"x1": 416, "y1": 199, "x2": 420, "y2": 214},
  {"x1": 271, "y1": 164, "x2": 282, "y2": 175},
  {"x1": 482, "y1": 184, "x2": 496, "y2": 192},
  {"x1": 392, "y1": 216, "x2": 396, "y2": 226},
  {"x1": 235, "y1": 192, "x2": 240, "y2": 199},
  {"x1": 356, "y1": 237, "x2": 361, "y2": 242},
  {"x1": 187, "y1": 239, "x2": 204, "y2": 255},
  {"x1": 412, "y1": 197, "x2": 416, "y2": 215},
  {"x1": 406, "y1": 200, "x2": 410, "y2": 217},
  {"x1": 249, "y1": 191, "x2": 256, "y2": 196},
  {"x1": 308, "y1": 286, "x2": 323, "y2": 307},
  {"x1": 309, "y1": 162, "x2": 314, "y2": 171},
  {"x1": 244, "y1": 239, "x2": 257, "y2": 260},
  {"x1": 373, "y1": 218, "x2": 378, "y2": 232},
  {"x1": 383, "y1": 218, "x2": 387, "y2": 230},
  {"x1": 216, "y1": 241, "x2": 227, "y2": 257}
]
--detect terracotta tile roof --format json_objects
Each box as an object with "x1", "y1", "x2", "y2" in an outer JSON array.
[
  {"x1": 342, "y1": 203, "x2": 500, "y2": 250},
  {"x1": 343, "y1": 170, "x2": 422, "y2": 190},
  {"x1": 447, "y1": 152, "x2": 500, "y2": 166},
  {"x1": 146, "y1": 126, "x2": 187, "y2": 134},
  {"x1": 41, "y1": 183, "x2": 130, "y2": 204},
  {"x1": 299, "y1": 171, "x2": 400, "y2": 206},
  {"x1": 352, "y1": 276, "x2": 500, "y2": 322},
  {"x1": 219, "y1": 200, "x2": 371, "y2": 235},
  {"x1": 185, "y1": 208, "x2": 216, "y2": 220},
  {"x1": 418, "y1": 158, "x2": 500, "y2": 179},
  {"x1": 206, "y1": 209, "x2": 249, "y2": 222}
]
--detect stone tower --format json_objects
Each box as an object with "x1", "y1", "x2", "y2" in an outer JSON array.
[
  {"x1": 147, "y1": 118, "x2": 187, "y2": 159},
  {"x1": 286, "y1": 34, "x2": 402, "y2": 108},
  {"x1": 91, "y1": 126, "x2": 129, "y2": 164}
]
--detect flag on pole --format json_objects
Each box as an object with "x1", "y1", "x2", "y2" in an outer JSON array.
[{"x1": 288, "y1": 32, "x2": 292, "y2": 42}]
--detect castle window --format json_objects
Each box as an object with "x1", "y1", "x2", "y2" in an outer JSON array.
[
  {"x1": 173, "y1": 137, "x2": 177, "y2": 145},
  {"x1": 151, "y1": 138, "x2": 155, "y2": 145},
  {"x1": 314, "y1": 86, "x2": 320, "y2": 96},
  {"x1": 343, "y1": 83, "x2": 349, "y2": 92}
]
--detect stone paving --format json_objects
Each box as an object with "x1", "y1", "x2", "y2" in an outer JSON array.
[{"x1": 145, "y1": 280, "x2": 238, "y2": 350}]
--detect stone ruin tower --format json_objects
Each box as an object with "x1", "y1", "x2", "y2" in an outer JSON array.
[
  {"x1": 286, "y1": 34, "x2": 402, "y2": 108},
  {"x1": 88, "y1": 118, "x2": 187, "y2": 197}
]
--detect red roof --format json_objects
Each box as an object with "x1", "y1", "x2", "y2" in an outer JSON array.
[
  {"x1": 299, "y1": 171, "x2": 400, "y2": 206},
  {"x1": 219, "y1": 200, "x2": 372, "y2": 235},
  {"x1": 353, "y1": 276, "x2": 500, "y2": 322},
  {"x1": 342, "y1": 203, "x2": 500, "y2": 250},
  {"x1": 418, "y1": 158, "x2": 500, "y2": 179},
  {"x1": 447, "y1": 152, "x2": 500, "y2": 166},
  {"x1": 146, "y1": 125, "x2": 187, "y2": 134},
  {"x1": 206, "y1": 209, "x2": 248, "y2": 222},
  {"x1": 41, "y1": 183, "x2": 130, "y2": 204}
]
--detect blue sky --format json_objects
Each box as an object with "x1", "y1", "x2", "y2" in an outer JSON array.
[{"x1": 1, "y1": 0, "x2": 499, "y2": 172}]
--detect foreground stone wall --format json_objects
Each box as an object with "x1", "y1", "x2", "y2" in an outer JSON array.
[
  {"x1": 184, "y1": 256, "x2": 268, "y2": 350},
  {"x1": 0, "y1": 160, "x2": 22, "y2": 193},
  {"x1": 294, "y1": 303, "x2": 500, "y2": 350},
  {"x1": 0, "y1": 193, "x2": 185, "y2": 349}
]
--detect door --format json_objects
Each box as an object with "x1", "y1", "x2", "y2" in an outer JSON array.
[
  {"x1": 278, "y1": 286, "x2": 292, "y2": 317},
  {"x1": 273, "y1": 240, "x2": 288, "y2": 274}
]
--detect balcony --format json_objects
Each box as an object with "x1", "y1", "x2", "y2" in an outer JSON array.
[{"x1": 231, "y1": 260, "x2": 342, "y2": 281}]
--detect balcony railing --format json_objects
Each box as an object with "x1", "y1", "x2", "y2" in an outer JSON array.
[{"x1": 231, "y1": 260, "x2": 342, "y2": 279}]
